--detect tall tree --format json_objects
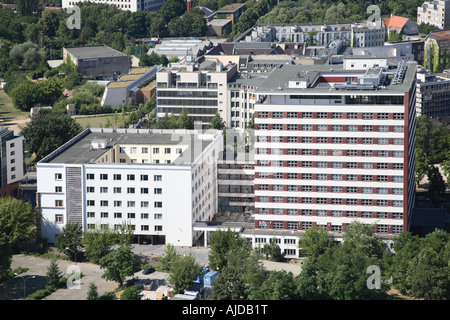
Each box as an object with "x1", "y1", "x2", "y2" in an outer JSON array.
[
  {"x1": 211, "y1": 244, "x2": 265, "y2": 300},
  {"x1": 82, "y1": 226, "x2": 117, "y2": 264},
  {"x1": 46, "y1": 259, "x2": 63, "y2": 287},
  {"x1": 208, "y1": 229, "x2": 245, "y2": 271},
  {"x1": 20, "y1": 111, "x2": 83, "y2": 161},
  {"x1": 55, "y1": 223, "x2": 83, "y2": 261},
  {"x1": 249, "y1": 270, "x2": 297, "y2": 300},
  {"x1": 298, "y1": 225, "x2": 334, "y2": 260},
  {"x1": 39, "y1": 10, "x2": 60, "y2": 38},
  {"x1": 168, "y1": 254, "x2": 203, "y2": 294},
  {"x1": 99, "y1": 245, "x2": 139, "y2": 287},
  {"x1": 0, "y1": 197, "x2": 38, "y2": 249},
  {"x1": 207, "y1": 111, "x2": 226, "y2": 130},
  {"x1": 427, "y1": 166, "x2": 446, "y2": 204},
  {"x1": 177, "y1": 108, "x2": 194, "y2": 129},
  {"x1": 0, "y1": 234, "x2": 13, "y2": 281}
]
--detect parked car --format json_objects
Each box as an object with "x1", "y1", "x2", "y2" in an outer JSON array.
[{"x1": 142, "y1": 267, "x2": 155, "y2": 275}]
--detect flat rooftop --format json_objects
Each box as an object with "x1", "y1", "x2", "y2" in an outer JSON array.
[
  {"x1": 65, "y1": 46, "x2": 129, "y2": 59},
  {"x1": 39, "y1": 128, "x2": 221, "y2": 165},
  {"x1": 256, "y1": 61, "x2": 418, "y2": 94}
]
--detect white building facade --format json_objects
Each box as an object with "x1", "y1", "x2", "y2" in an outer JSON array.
[
  {"x1": 37, "y1": 128, "x2": 223, "y2": 246},
  {"x1": 62, "y1": 0, "x2": 166, "y2": 12}
]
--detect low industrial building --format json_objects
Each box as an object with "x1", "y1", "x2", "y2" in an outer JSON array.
[{"x1": 63, "y1": 46, "x2": 131, "y2": 80}]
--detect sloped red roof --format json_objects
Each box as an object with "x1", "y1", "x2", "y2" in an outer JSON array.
[{"x1": 383, "y1": 16, "x2": 409, "y2": 33}]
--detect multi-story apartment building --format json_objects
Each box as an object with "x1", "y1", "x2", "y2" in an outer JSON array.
[
  {"x1": 36, "y1": 128, "x2": 223, "y2": 246},
  {"x1": 62, "y1": 0, "x2": 166, "y2": 12},
  {"x1": 0, "y1": 127, "x2": 25, "y2": 198},
  {"x1": 416, "y1": 68, "x2": 450, "y2": 117},
  {"x1": 417, "y1": 0, "x2": 450, "y2": 30},
  {"x1": 156, "y1": 58, "x2": 238, "y2": 127},
  {"x1": 251, "y1": 60, "x2": 418, "y2": 250},
  {"x1": 227, "y1": 74, "x2": 267, "y2": 129},
  {"x1": 241, "y1": 22, "x2": 385, "y2": 48},
  {"x1": 424, "y1": 29, "x2": 450, "y2": 73}
]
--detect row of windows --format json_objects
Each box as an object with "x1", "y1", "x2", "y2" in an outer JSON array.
[
  {"x1": 254, "y1": 161, "x2": 404, "y2": 169},
  {"x1": 257, "y1": 196, "x2": 404, "y2": 206},
  {"x1": 87, "y1": 200, "x2": 163, "y2": 208},
  {"x1": 87, "y1": 212, "x2": 163, "y2": 220},
  {"x1": 257, "y1": 149, "x2": 404, "y2": 157},
  {"x1": 256, "y1": 149, "x2": 404, "y2": 157},
  {"x1": 86, "y1": 187, "x2": 162, "y2": 194},
  {"x1": 256, "y1": 208, "x2": 403, "y2": 219},
  {"x1": 257, "y1": 136, "x2": 404, "y2": 145},
  {"x1": 85, "y1": 174, "x2": 162, "y2": 181},
  {"x1": 255, "y1": 172, "x2": 404, "y2": 182},
  {"x1": 119, "y1": 146, "x2": 181, "y2": 154},
  {"x1": 257, "y1": 124, "x2": 405, "y2": 132},
  {"x1": 257, "y1": 220, "x2": 403, "y2": 233},
  {"x1": 86, "y1": 224, "x2": 163, "y2": 232},
  {"x1": 218, "y1": 163, "x2": 254, "y2": 169},
  {"x1": 257, "y1": 185, "x2": 403, "y2": 194},
  {"x1": 257, "y1": 112, "x2": 405, "y2": 119}
]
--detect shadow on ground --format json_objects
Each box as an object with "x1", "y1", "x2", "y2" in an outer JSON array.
[{"x1": 0, "y1": 275, "x2": 47, "y2": 300}]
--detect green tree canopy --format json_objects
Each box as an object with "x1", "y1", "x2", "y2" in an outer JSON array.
[
  {"x1": 99, "y1": 245, "x2": 139, "y2": 286},
  {"x1": 0, "y1": 197, "x2": 37, "y2": 248},
  {"x1": 46, "y1": 259, "x2": 63, "y2": 287},
  {"x1": 82, "y1": 226, "x2": 117, "y2": 264},
  {"x1": 298, "y1": 225, "x2": 334, "y2": 260},
  {"x1": 168, "y1": 253, "x2": 204, "y2": 294},
  {"x1": 208, "y1": 229, "x2": 245, "y2": 271},
  {"x1": 55, "y1": 223, "x2": 83, "y2": 261},
  {"x1": 207, "y1": 111, "x2": 226, "y2": 130},
  {"x1": 211, "y1": 244, "x2": 265, "y2": 300},
  {"x1": 20, "y1": 111, "x2": 83, "y2": 161}
]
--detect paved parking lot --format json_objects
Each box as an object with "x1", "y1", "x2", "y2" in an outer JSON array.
[{"x1": 0, "y1": 245, "x2": 301, "y2": 300}]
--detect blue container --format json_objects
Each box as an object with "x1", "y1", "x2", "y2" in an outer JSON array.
[{"x1": 204, "y1": 270, "x2": 219, "y2": 286}]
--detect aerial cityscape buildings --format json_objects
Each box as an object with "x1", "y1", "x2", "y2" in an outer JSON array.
[{"x1": 2, "y1": 0, "x2": 450, "y2": 300}]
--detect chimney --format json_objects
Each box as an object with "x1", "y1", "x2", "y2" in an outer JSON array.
[{"x1": 187, "y1": 0, "x2": 192, "y2": 12}]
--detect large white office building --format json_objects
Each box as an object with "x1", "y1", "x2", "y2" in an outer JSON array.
[
  {"x1": 37, "y1": 128, "x2": 223, "y2": 246},
  {"x1": 62, "y1": 0, "x2": 166, "y2": 12}
]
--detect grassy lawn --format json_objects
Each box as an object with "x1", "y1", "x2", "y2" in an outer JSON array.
[
  {"x1": 0, "y1": 90, "x2": 30, "y2": 129},
  {"x1": 74, "y1": 114, "x2": 128, "y2": 129}
]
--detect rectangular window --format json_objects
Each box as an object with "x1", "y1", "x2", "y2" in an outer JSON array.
[
  {"x1": 154, "y1": 175, "x2": 162, "y2": 181},
  {"x1": 113, "y1": 174, "x2": 121, "y2": 180},
  {"x1": 154, "y1": 201, "x2": 163, "y2": 208}
]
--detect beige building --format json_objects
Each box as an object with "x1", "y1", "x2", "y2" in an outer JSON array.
[{"x1": 417, "y1": 0, "x2": 450, "y2": 29}]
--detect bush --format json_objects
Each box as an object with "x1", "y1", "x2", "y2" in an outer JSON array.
[{"x1": 27, "y1": 285, "x2": 57, "y2": 300}]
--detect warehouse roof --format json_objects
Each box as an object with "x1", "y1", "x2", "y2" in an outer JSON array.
[{"x1": 65, "y1": 46, "x2": 129, "y2": 60}]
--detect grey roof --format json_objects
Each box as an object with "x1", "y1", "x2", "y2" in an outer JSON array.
[
  {"x1": 65, "y1": 46, "x2": 128, "y2": 59},
  {"x1": 234, "y1": 42, "x2": 273, "y2": 49},
  {"x1": 255, "y1": 62, "x2": 418, "y2": 94},
  {"x1": 40, "y1": 128, "x2": 220, "y2": 165}
]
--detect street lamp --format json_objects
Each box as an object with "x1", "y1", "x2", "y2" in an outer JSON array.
[
  {"x1": 65, "y1": 247, "x2": 82, "y2": 263},
  {"x1": 15, "y1": 274, "x2": 35, "y2": 299}
]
